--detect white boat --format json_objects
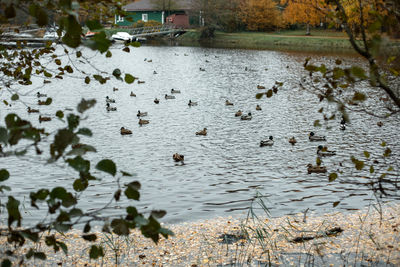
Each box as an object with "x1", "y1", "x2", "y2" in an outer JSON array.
[{"x1": 111, "y1": 32, "x2": 133, "y2": 43}]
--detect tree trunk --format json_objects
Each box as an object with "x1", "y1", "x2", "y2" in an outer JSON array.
[{"x1": 306, "y1": 23, "x2": 310, "y2": 35}]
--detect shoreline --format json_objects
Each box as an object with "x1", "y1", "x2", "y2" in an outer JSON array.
[{"x1": 2, "y1": 202, "x2": 399, "y2": 266}]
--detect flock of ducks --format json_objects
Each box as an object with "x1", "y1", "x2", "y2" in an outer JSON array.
[{"x1": 26, "y1": 92, "x2": 51, "y2": 123}]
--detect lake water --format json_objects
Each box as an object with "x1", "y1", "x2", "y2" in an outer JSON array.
[{"x1": 1, "y1": 45, "x2": 399, "y2": 225}]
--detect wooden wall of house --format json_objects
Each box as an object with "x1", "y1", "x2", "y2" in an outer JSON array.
[{"x1": 116, "y1": 11, "x2": 163, "y2": 26}]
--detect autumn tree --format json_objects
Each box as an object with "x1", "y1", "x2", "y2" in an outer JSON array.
[
  {"x1": 282, "y1": 0, "x2": 329, "y2": 35},
  {"x1": 239, "y1": 0, "x2": 282, "y2": 31}
]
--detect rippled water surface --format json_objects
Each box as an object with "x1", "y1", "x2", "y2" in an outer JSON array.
[{"x1": 1, "y1": 45, "x2": 399, "y2": 224}]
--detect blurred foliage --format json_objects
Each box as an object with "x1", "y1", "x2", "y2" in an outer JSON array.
[
  {"x1": 132, "y1": 20, "x2": 162, "y2": 28},
  {"x1": 0, "y1": 0, "x2": 172, "y2": 265}
]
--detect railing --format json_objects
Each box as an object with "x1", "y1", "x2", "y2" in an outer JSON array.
[{"x1": 127, "y1": 25, "x2": 184, "y2": 37}]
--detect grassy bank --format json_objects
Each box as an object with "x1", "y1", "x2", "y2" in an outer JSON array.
[{"x1": 177, "y1": 30, "x2": 357, "y2": 52}]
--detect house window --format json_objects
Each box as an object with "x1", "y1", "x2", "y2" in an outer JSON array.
[{"x1": 142, "y1": 14, "x2": 148, "y2": 22}]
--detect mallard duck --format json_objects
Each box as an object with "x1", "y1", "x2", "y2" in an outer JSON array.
[
  {"x1": 137, "y1": 110, "x2": 148, "y2": 117},
  {"x1": 165, "y1": 94, "x2": 175, "y2": 99},
  {"x1": 154, "y1": 98, "x2": 160, "y2": 104},
  {"x1": 289, "y1": 137, "x2": 297, "y2": 145},
  {"x1": 138, "y1": 80, "x2": 145, "y2": 84},
  {"x1": 39, "y1": 115, "x2": 51, "y2": 123},
  {"x1": 317, "y1": 145, "x2": 336, "y2": 156},
  {"x1": 188, "y1": 100, "x2": 198, "y2": 106},
  {"x1": 130, "y1": 92, "x2": 136, "y2": 97},
  {"x1": 196, "y1": 128, "x2": 207, "y2": 136},
  {"x1": 199, "y1": 67, "x2": 205, "y2": 71},
  {"x1": 225, "y1": 100, "x2": 234, "y2": 106},
  {"x1": 171, "y1": 89, "x2": 181, "y2": 94},
  {"x1": 120, "y1": 127, "x2": 132, "y2": 135},
  {"x1": 106, "y1": 103, "x2": 117, "y2": 111},
  {"x1": 235, "y1": 110, "x2": 242, "y2": 117},
  {"x1": 257, "y1": 85, "x2": 266, "y2": 89},
  {"x1": 377, "y1": 121, "x2": 383, "y2": 127},
  {"x1": 256, "y1": 104, "x2": 262, "y2": 111},
  {"x1": 241, "y1": 112, "x2": 252, "y2": 120},
  {"x1": 113, "y1": 87, "x2": 118, "y2": 91},
  {"x1": 147, "y1": 59, "x2": 153, "y2": 62},
  {"x1": 173, "y1": 153, "x2": 184, "y2": 162},
  {"x1": 27, "y1": 107, "x2": 39, "y2": 113},
  {"x1": 309, "y1": 132, "x2": 326, "y2": 141},
  {"x1": 307, "y1": 164, "x2": 327, "y2": 174},
  {"x1": 138, "y1": 119, "x2": 149, "y2": 125},
  {"x1": 260, "y1": 136, "x2": 274, "y2": 147},
  {"x1": 38, "y1": 100, "x2": 47, "y2": 105},
  {"x1": 37, "y1": 92, "x2": 47, "y2": 98},
  {"x1": 106, "y1": 96, "x2": 115, "y2": 103}
]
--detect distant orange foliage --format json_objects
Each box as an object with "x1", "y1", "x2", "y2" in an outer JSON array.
[{"x1": 239, "y1": 0, "x2": 282, "y2": 31}]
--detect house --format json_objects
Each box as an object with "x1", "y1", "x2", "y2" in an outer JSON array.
[{"x1": 116, "y1": 0, "x2": 192, "y2": 28}]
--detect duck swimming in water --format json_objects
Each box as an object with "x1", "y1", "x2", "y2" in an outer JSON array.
[
  {"x1": 106, "y1": 96, "x2": 115, "y2": 103},
  {"x1": 235, "y1": 110, "x2": 242, "y2": 117},
  {"x1": 260, "y1": 136, "x2": 274, "y2": 147},
  {"x1": 309, "y1": 132, "x2": 326, "y2": 141},
  {"x1": 154, "y1": 98, "x2": 160, "y2": 104},
  {"x1": 165, "y1": 94, "x2": 175, "y2": 99},
  {"x1": 120, "y1": 127, "x2": 132, "y2": 135},
  {"x1": 307, "y1": 164, "x2": 327, "y2": 174},
  {"x1": 173, "y1": 153, "x2": 184, "y2": 162},
  {"x1": 225, "y1": 100, "x2": 234, "y2": 106},
  {"x1": 196, "y1": 128, "x2": 207, "y2": 136},
  {"x1": 241, "y1": 112, "x2": 252, "y2": 120},
  {"x1": 317, "y1": 145, "x2": 336, "y2": 156},
  {"x1": 289, "y1": 137, "x2": 297, "y2": 145},
  {"x1": 188, "y1": 100, "x2": 198, "y2": 106},
  {"x1": 171, "y1": 89, "x2": 181, "y2": 94},
  {"x1": 106, "y1": 103, "x2": 117, "y2": 111},
  {"x1": 137, "y1": 110, "x2": 148, "y2": 117}
]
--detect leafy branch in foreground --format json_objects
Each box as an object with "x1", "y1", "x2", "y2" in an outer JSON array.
[{"x1": 0, "y1": 0, "x2": 172, "y2": 265}]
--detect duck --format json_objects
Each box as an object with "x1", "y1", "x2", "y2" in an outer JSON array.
[
  {"x1": 37, "y1": 92, "x2": 47, "y2": 98},
  {"x1": 138, "y1": 119, "x2": 149, "y2": 125},
  {"x1": 340, "y1": 124, "x2": 346, "y2": 131},
  {"x1": 317, "y1": 145, "x2": 336, "y2": 156},
  {"x1": 154, "y1": 98, "x2": 160, "y2": 104},
  {"x1": 171, "y1": 89, "x2": 181, "y2": 94},
  {"x1": 256, "y1": 104, "x2": 262, "y2": 111},
  {"x1": 27, "y1": 107, "x2": 39, "y2": 113},
  {"x1": 289, "y1": 137, "x2": 297, "y2": 145},
  {"x1": 120, "y1": 127, "x2": 132, "y2": 135},
  {"x1": 309, "y1": 132, "x2": 326, "y2": 141},
  {"x1": 307, "y1": 164, "x2": 327, "y2": 174},
  {"x1": 235, "y1": 110, "x2": 242, "y2": 117},
  {"x1": 137, "y1": 110, "x2": 148, "y2": 117},
  {"x1": 199, "y1": 67, "x2": 205, "y2": 71},
  {"x1": 153, "y1": 71, "x2": 157, "y2": 74},
  {"x1": 113, "y1": 87, "x2": 118, "y2": 91},
  {"x1": 39, "y1": 115, "x2": 51, "y2": 123},
  {"x1": 173, "y1": 153, "x2": 184, "y2": 162},
  {"x1": 188, "y1": 100, "x2": 198, "y2": 106},
  {"x1": 106, "y1": 103, "x2": 117, "y2": 111},
  {"x1": 130, "y1": 92, "x2": 136, "y2": 97},
  {"x1": 257, "y1": 85, "x2": 266, "y2": 89},
  {"x1": 106, "y1": 96, "x2": 115, "y2": 103},
  {"x1": 165, "y1": 94, "x2": 175, "y2": 99},
  {"x1": 340, "y1": 117, "x2": 346, "y2": 130},
  {"x1": 225, "y1": 100, "x2": 234, "y2": 106},
  {"x1": 241, "y1": 112, "x2": 252, "y2": 120},
  {"x1": 377, "y1": 121, "x2": 383, "y2": 127},
  {"x1": 147, "y1": 59, "x2": 152, "y2": 63},
  {"x1": 260, "y1": 136, "x2": 274, "y2": 147},
  {"x1": 38, "y1": 100, "x2": 47, "y2": 105},
  {"x1": 196, "y1": 128, "x2": 207, "y2": 136},
  {"x1": 138, "y1": 80, "x2": 145, "y2": 84}
]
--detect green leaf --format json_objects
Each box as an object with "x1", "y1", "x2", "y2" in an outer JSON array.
[
  {"x1": 61, "y1": 15, "x2": 82, "y2": 48},
  {"x1": 381, "y1": 141, "x2": 386, "y2": 147},
  {"x1": 1, "y1": 258, "x2": 12, "y2": 267},
  {"x1": 255, "y1": 93, "x2": 264, "y2": 99},
  {"x1": 7, "y1": 196, "x2": 21, "y2": 227},
  {"x1": 316, "y1": 157, "x2": 322, "y2": 166},
  {"x1": 111, "y1": 219, "x2": 130, "y2": 235},
  {"x1": 370, "y1": 165, "x2": 375, "y2": 174},
  {"x1": 355, "y1": 160, "x2": 364, "y2": 170},
  {"x1": 363, "y1": 151, "x2": 370, "y2": 158},
  {"x1": 112, "y1": 68, "x2": 122, "y2": 79},
  {"x1": 125, "y1": 186, "x2": 140, "y2": 200},
  {"x1": 106, "y1": 51, "x2": 112, "y2": 58},
  {"x1": 85, "y1": 31, "x2": 111, "y2": 53},
  {"x1": 77, "y1": 98, "x2": 96, "y2": 113},
  {"x1": 84, "y1": 76, "x2": 90, "y2": 84},
  {"x1": 352, "y1": 92, "x2": 366, "y2": 102},
  {"x1": 333, "y1": 201, "x2": 340, "y2": 207},
  {"x1": 151, "y1": 210, "x2": 166, "y2": 219},
  {"x1": 0, "y1": 127, "x2": 8, "y2": 144},
  {"x1": 86, "y1": 20, "x2": 103, "y2": 31},
  {"x1": 34, "y1": 252, "x2": 46, "y2": 260},
  {"x1": 77, "y1": 128, "x2": 92, "y2": 136},
  {"x1": 67, "y1": 156, "x2": 90, "y2": 173},
  {"x1": 383, "y1": 148, "x2": 391, "y2": 157},
  {"x1": 96, "y1": 159, "x2": 116, "y2": 176},
  {"x1": 350, "y1": 66, "x2": 367, "y2": 79},
  {"x1": 82, "y1": 234, "x2": 97, "y2": 242},
  {"x1": 11, "y1": 94, "x2": 19, "y2": 101},
  {"x1": 0, "y1": 169, "x2": 10, "y2": 182},
  {"x1": 313, "y1": 120, "x2": 321, "y2": 127},
  {"x1": 130, "y1": 41, "x2": 141, "y2": 48},
  {"x1": 124, "y1": 74, "x2": 135, "y2": 84},
  {"x1": 266, "y1": 89, "x2": 273, "y2": 98},
  {"x1": 73, "y1": 178, "x2": 88, "y2": 192},
  {"x1": 121, "y1": 170, "x2": 133, "y2": 176},
  {"x1": 328, "y1": 173, "x2": 337, "y2": 182},
  {"x1": 56, "y1": 110, "x2": 64, "y2": 119}
]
